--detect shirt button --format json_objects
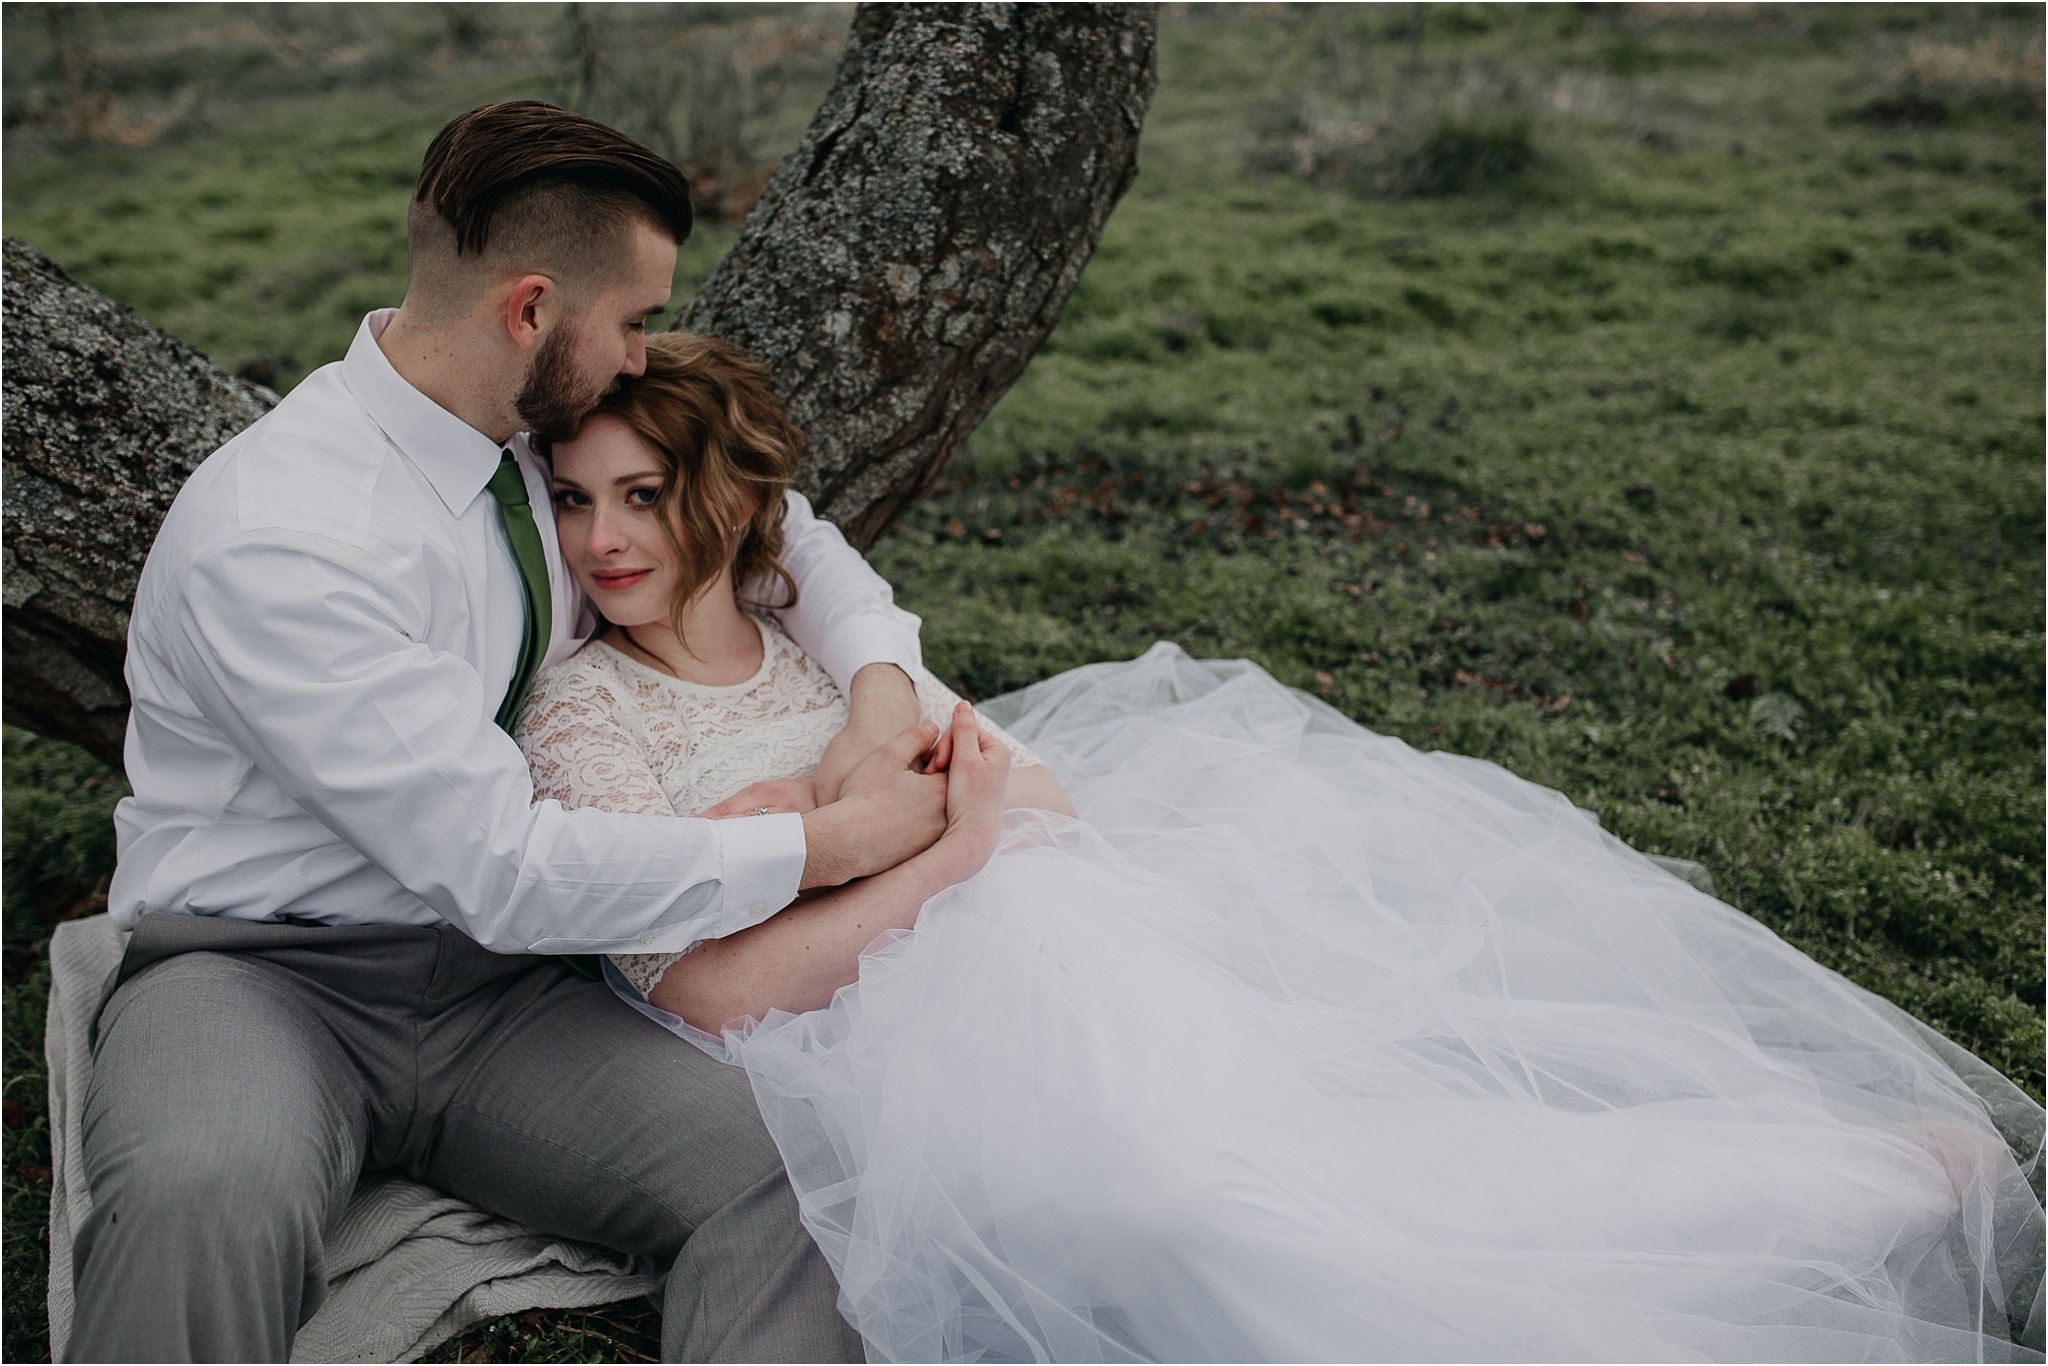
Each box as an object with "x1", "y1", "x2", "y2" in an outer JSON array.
[
  {"x1": 750, "y1": 902, "x2": 766, "y2": 915},
  {"x1": 638, "y1": 935, "x2": 653, "y2": 947}
]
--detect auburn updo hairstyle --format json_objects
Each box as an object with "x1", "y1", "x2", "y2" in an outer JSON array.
[{"x1": 576, "y1": 332, "x2": 801, "y2": 632}]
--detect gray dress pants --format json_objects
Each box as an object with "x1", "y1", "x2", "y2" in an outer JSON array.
[{"x1": 66, "y1": 912, "x2": 863, "y2": 1364}]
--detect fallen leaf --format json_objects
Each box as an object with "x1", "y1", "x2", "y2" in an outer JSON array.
[
  {"x1": 1525, "y1": 522, "x2": 1547, "y2": 540},
  {"x1": 1453, "y1": 669, "x2": 1479, "y2": 686},
  {"x1": 20, "y1": 1164, "x2": 51, "y2": 1185},
  {"x1": 1, "y1": 1099, "x2": 20, "y2": 1130},
  {"x1": 1569, "y1": 600, "x2": 1589, "y2": 623},
  {"x1": 942, "y1": 517, "x2": 967, "y2": 538},
  {"x1": 1344, "y1": 583, "x2": 1364, "y2": 598},
  {"x1": 1621, "y1": 549, "x2": 1647, "y2": 565},
  {"x1": 980, "y1": 527, "x2": 1003, "y2": 543},
  {"x1": 1548, "y1": 695, "x2": 1572, "y2": 713},
  {"x1": 1314, "y1": 670, "x2": 1335, "y2": 698}
]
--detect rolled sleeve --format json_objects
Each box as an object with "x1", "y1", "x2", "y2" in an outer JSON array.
[
  {"x1": 803, "y1": 614, "x2": 924, "y2": 701},
  {"x1": 768, "y1": 489, "x2": 924, "y2": 696}
]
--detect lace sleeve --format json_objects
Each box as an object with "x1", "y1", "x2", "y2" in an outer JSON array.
[
  {"x1": 515, "y1": 657, "x2": 679, "y2": 818},
  {"x1": 910, "y1": 666, "x2": 1043, "y2": 769}
]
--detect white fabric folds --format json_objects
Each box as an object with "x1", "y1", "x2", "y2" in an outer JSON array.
[{"x1": 728, "y1": 644, "x2": 2044, "y2": 1363}]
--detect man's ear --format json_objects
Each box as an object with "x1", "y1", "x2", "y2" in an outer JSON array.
[{"x1": 501, "y1": 273, "x2": 558, "y2": 353}]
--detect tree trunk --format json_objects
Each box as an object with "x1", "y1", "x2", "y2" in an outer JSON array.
[
  {"x1": 682, "y1": 3, "x2": 1158, "y2": 550},
  {"x1": 0, "y1": 2, "x2": 1157, "y2": 765},
  {"x1": 3, "y1": 237, "x2": 278, "y2": 770}
]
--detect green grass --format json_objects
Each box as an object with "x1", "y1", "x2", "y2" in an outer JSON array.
[{"x1": 4, "y1": 4, "x2": 2042, "y2": 1361}]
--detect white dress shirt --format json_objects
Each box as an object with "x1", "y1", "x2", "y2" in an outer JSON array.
[{"x1": 108, "y1": 309, "x2": 922, "y2": 954}]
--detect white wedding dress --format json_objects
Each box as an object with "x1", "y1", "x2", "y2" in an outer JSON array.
[{"x1": 521, "y1": 631, "x2": 2044, "y2": 1363}]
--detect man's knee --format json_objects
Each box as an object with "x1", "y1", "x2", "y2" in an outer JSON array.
[
  {"x1": 95, "y1": 1119, "x2": 337, "y2": 1239},
  {"x1": 72, "y1": 948, "x2": 365, "y2": 1349}
]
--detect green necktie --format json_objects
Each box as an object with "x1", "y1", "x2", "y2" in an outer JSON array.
[
  {"x1": 488, "y1": 449, "x2": 552, "y2": 734},
  {"x1": 490, "y1": 451, "x2": 600, "y2": 983}
]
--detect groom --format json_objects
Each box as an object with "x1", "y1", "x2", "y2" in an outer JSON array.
[{"x1": 67, "y1": 103, "x2": 941, "y2": 1362}]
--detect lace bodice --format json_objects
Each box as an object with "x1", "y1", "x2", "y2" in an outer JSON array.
[
  {"x1": 517, "y1": 615, "x2": 1037, "y2": 822},
  {"x1": 515, "y1": 615, "x2": 1038, "y2": 1001}
]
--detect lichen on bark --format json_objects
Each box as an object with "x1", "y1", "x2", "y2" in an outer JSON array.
[
  {"x1": 3, "y1": 236, "x2": 277, "y2": 768},
  {"x1": 684, "y1": 3, "x2": 1158, "y2": 550}
]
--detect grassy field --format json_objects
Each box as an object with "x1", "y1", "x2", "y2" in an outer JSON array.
[{"x1": 4, "y1": 4, "x2": 2043, "y2": 1361}]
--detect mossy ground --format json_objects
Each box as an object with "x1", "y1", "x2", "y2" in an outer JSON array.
[{"x1": 4, "y1": 4, "x2": 2042, "y2": 1361}]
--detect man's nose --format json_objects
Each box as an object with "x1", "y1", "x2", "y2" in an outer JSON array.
[{"x1": 620, "y1": 333, "x2": 647, "y2": 379}]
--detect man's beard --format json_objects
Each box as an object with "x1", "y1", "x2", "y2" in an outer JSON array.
[{"x1": 515, "y1": 325, "x2": 612, "y2": 444}]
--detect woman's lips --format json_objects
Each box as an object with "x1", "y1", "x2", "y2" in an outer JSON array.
[{"x1": 590, "y1": 568, "x2": 653, "y2": 592}]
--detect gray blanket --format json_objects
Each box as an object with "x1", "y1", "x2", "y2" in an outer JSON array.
[{"x1": 45, "y1": 914, "x2": 655, "y2": 1363}]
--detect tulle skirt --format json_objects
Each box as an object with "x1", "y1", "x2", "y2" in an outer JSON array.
[{"x1": 723, "y1": 644, "x2": 2044, "y2": 1362}]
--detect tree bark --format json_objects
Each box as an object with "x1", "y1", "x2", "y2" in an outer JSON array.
[
  {"x1": 1, "y1": 2, "x2": 1157, "y2": 765},
  {"x1": 683, "y1": 3, "x2": 1158, "y2": 550},
  {"x1": 3, "y1": 237, "x2": 278, "y2": 769}
]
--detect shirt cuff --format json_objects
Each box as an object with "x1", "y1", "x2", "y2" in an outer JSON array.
[
  {"x1": 713, "y1": 810, "x2": 806, "y2": 928},
  {"x1": 805, "y1": 613, "x2": 924, "y2": 699}
]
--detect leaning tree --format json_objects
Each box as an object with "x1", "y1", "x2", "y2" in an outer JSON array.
[{"x1": 2, "y1": 4, "x2": 1158, "y2": 771}]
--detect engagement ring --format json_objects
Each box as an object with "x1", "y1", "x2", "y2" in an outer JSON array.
[{"x1": 753, "y1": 807, "x2": 771, "y2": 817}]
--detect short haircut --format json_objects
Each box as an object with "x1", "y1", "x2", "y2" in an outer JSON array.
[
  {"x1": 571, "y1": 333, "x2": 802, "y2": 632},
  {"x1": 407, "y1": 101, "x2": 692, "y2": 311}
]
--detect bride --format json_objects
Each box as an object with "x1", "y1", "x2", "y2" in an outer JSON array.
[{"x1": 517, "y1": 334, "x2": 2044, "y2": 1363}]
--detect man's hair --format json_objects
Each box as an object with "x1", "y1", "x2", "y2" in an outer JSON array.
[
  {"x1": 569, "y1": 333, "x2": 802, "y2": 634},
  {"x1": 406, "y1": 101, "x2": 692, "y2": 313}
]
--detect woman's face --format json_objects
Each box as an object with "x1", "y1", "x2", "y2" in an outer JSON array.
[{"x1": 548, "y1": 413, "x2": 680, "y2": 630}]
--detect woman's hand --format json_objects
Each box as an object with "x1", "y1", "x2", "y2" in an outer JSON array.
[
  {"x1": 923, "y1": 702, "x2": 1010, "y2": 884},
  {"x1": 698, "y1": 777, "x2": 819, "y2": 820}
]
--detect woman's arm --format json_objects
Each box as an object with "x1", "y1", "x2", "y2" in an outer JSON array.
[
  {"x1": 650, "y1": 703, "x2": 1012, "y2": 1032},
  {"x1": 1005, "y1": 762, "x2": 1077, "y2": 817}
]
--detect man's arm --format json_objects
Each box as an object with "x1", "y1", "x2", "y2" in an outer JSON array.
[
  {"x1": 766, "y1": 489, "x2": 924, "y2": 691},
  {"x1": 163, "y1": 531, "x2": 937, "y2": 953},
  {"x1": 765, "y1": 489, "x2": 928, "y2": 801}
]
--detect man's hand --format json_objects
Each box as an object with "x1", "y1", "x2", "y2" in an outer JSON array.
[
  {"x1": 799, "y1": 718, "x2": 948, "y2": 890},
  {"x1": 699, "y1": 778, "x2": 818, "y2": 820},
  {"x1": 814, "y1": 663, "x2": 922, "y2": 805}
]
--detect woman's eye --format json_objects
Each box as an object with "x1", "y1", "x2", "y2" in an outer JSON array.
[
  {"x1": 551, "y1": 489, "x2": 589, "y2": 510},
  {"x1": 626, "y1": 487, "x2": 659, "y2": 507}
]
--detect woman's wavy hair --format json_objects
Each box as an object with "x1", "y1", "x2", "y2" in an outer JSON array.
[{"x1": 573, "y1": 332, "x2": 801, "y2": 636}]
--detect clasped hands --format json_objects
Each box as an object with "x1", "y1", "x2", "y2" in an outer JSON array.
[{"x1": 698, "y1": 664, "x2": 1005, "y2": 891}]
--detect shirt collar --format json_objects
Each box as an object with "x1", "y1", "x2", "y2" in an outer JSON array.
[{"x1": 341, "y1": 309, "x2": 507, "y2": 516}]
